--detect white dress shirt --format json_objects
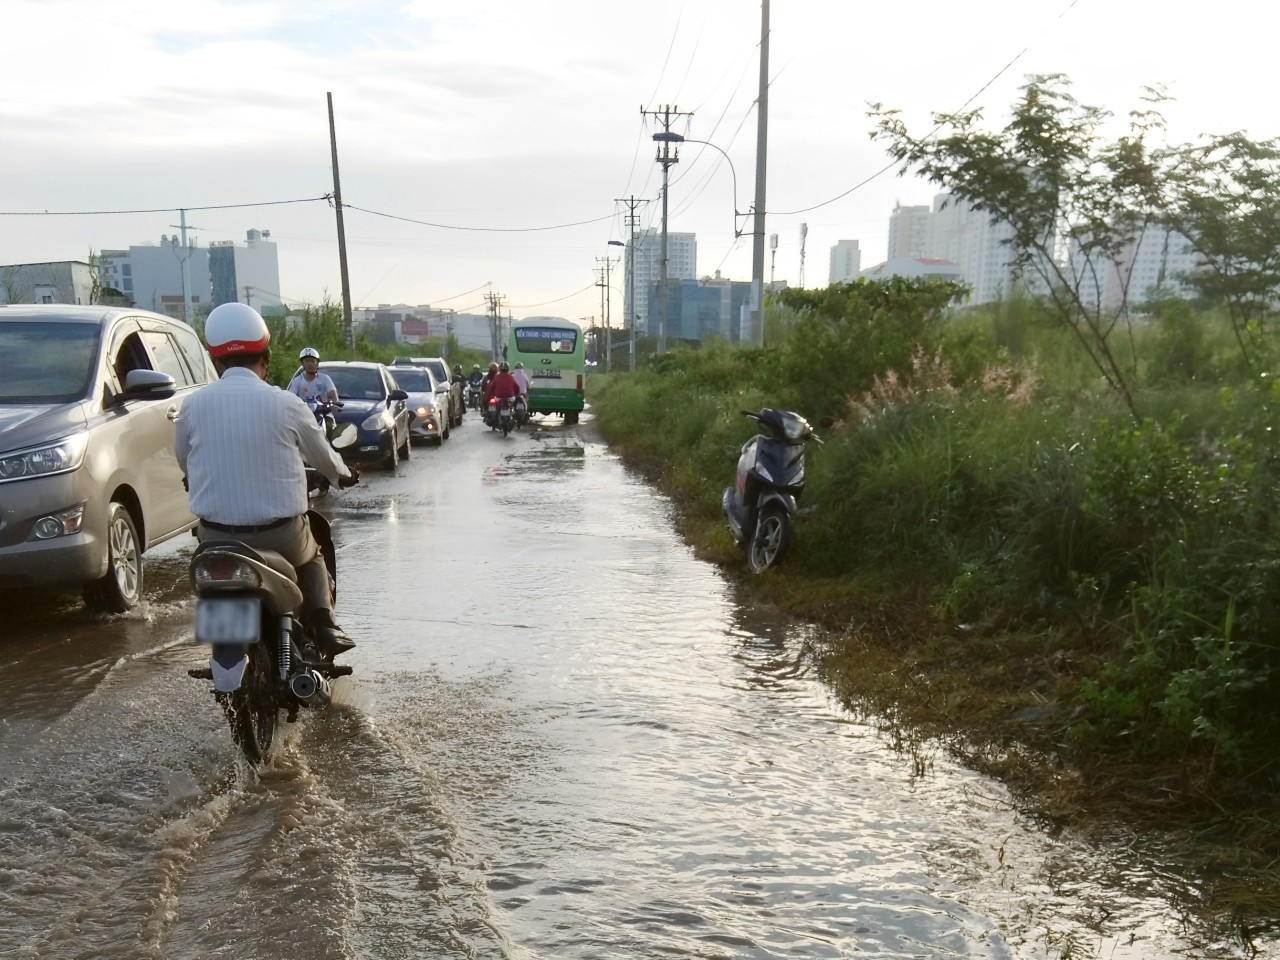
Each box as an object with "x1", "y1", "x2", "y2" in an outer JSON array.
[{"x1": 175, "y1": 367, "x2": 350, "y2": 525}]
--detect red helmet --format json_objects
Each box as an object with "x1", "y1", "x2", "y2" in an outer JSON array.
[{"x1": 205, "y1": 302, "x2": 269, "y2": 358}]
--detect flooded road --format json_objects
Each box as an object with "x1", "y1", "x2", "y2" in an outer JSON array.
[{"x1": 0, "y1": 411, "x2": 1270, "y2": 959}]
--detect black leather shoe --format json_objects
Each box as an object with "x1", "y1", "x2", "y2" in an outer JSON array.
[{"x1": 309, "y1": 610, "x2": 356, "y2": 657}]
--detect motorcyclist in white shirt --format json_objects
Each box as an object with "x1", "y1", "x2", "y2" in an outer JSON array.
[
  {"x1": 287, "y1": 346, "x2": 340, "y2": 405},
  {"x1": 175, "y1": 303, "x2": 359, "y2": 657}
]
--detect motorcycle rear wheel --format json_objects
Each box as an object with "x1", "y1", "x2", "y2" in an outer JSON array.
[
  {"x1": 748, "y1": 505, "x2": 791, "y2": 574},
  {"x1": 216, "y1": 642, "x2": 279, "y2": 764}
]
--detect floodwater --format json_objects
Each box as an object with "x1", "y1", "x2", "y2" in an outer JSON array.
[{"x1": 0, "y1": 410, "x2": 1272, "y2": 959}]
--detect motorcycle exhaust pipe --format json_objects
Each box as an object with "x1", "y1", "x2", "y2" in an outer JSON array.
[{"x1": 289, "y1": 669, "x2": 332, "y2": 707}]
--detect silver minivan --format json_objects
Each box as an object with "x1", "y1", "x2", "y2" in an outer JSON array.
[{"x1": 0, "y1": 304, "x2": 217, "y2": 611}]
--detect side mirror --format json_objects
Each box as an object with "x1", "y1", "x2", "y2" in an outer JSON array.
[
  {"x1": 330, "y1": 423, "x2": 359, "y2": 450},
  {"x1": 118, "y1": 369, "x2": 177, "y2": 402},
  {"x1": 388, "y1": 389, "x2": 409, "y2": 403}
]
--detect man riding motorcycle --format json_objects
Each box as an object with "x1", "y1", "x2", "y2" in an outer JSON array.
[{"x1": 174, "y1": 302, "x2": 359, "y2": 657}]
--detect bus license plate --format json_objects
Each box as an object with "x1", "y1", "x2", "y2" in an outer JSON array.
[
  {"x1": 195, "y1": 597, "x2": 261, "y2": 644},
  {"x1": 531, "y1": 370, "x2": 562, "y2": 379}
]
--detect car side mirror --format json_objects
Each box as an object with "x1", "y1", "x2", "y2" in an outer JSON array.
[
  {"x1": 114, "y1": 369, "x2": 177, "y2": 403},
  {"x1": 388, "y1": 389, "x2": 409, "y2": 403}
]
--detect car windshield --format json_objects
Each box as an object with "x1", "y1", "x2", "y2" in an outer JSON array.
[
  {"x1": 391, "y1": 369, "x2": 432, "y2": 392},
  {"x1": 0, "y1": 321, "x2": 101, "y2": 403},
  {"x1": 323, "y1": 366, "x2": 385, "y2": 400}
]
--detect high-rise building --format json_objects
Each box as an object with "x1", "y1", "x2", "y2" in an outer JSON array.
[
  {"x1": 1067, "y1": 224, "x2": 1203, "y2": 314},
  {"x1": 887, "y1": 203, "x2": 931, "y2": 259},
  {"x1": 829, "y1": 239, "x2": 861, "y2": 284},
  {"x1": 625, "y1": 229, "x2": 696, "y2": 336}
]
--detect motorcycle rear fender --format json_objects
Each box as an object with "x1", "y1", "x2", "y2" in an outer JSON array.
[
  {"x1": 192, "y1": 546, "x2": 305, "y2": 615},
  {"x1": 210, "y1": 643, "x2": 250, "y2": 693}
]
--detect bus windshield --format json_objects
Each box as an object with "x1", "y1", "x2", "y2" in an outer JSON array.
[{"x1": 514, "y1": 327, "x2": 578, "y2": 354}]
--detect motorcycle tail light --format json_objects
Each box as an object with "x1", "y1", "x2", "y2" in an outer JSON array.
[{"x1": 192, "y1": 554, "x2": 262, "y2": 590}]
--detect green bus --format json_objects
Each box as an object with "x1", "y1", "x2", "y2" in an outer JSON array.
[{"x1": 508, "y1": 318, "x2": 585, "y2": 425}]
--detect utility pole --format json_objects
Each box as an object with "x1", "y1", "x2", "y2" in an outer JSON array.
[
  {"x1": 326, "y1": 92, "x2": 354, "y2": 350},
  {"x1": 485, "y1": 290, "x2": 506, "y2": 360},
  {"x1": 168, "y1": 208, "x2": 197, "y2": 324},
  {"x1": 746, "y1": 1, "x2": 770, "y2": 347},
  {"x1": 595, "y1": 257, "x2": 617, "y2": 373},
  {"x1": 614, "y1": 196, "x2": 646, "y2": 372},
  {"x1": 799, "y1": 222, "x2": 808, "y2": 289},
  {"x1": 641, "y1": 104, "x2": 692, "y2": 353}
]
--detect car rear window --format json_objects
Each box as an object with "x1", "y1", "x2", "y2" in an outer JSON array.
[
  {"x1": 0, "y1": 321, "x2": 101, "y2": 402},
  {"x1": 391, "y1": 369, "x2": 431, "y2": 391},
  {"x1": 323, "y1": 366, "x2": 384, "y2": 400}
]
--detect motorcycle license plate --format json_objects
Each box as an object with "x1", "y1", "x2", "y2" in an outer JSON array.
[{"x1": 195, "y1": 597, "x2": 261, "y2": 644}]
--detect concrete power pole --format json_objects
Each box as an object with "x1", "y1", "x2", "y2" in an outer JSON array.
[
  {"x1": 746, "y1": 0, "x2": 770, "y2": 347},
  {"x1": 169, "y1": 208, "x2": 197, "y2": 324},
  {"x1": 596, "y1": 257, "x2": 617, "y2": 373},
  {"x1": 641, "y1": 104, "x2": 693, "y2": 354},
  {"x1": 326, "y1": 92, "x2": 354, "y2": 351},
  {"x1": 615, "y1": 196, "x2": 645, "y2": 372}
]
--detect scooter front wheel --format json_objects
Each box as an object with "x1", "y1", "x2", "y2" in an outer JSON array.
[{"x1": 748, "y1": 505, "x2": 791, "y2": 573}]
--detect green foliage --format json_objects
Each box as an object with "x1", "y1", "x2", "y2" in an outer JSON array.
[{"x1": 593, "y1": 285, "x2": 1280, "y2": 789}]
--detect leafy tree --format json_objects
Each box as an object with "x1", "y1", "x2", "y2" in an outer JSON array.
[
  {"x1": 1163, "y1": 133, "x2": 1280, "y2": 373},
  {"x1": 871, "y1": 75, "x2": 1171, "y2": 419}
]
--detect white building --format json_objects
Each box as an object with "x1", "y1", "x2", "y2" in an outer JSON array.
[
  {"x1": 925, "y1": 193, "x2": 1053, "y2": 304},
  {"x1": 887, "y1": 203, "x2": 931, "y2": 259},
  {"x1": 209, "y1": 229, "x2": 281, "y2": 309},
  {"x1": 860, "y1": 257, "x2": 963, "y2": 284},
  {"x1": 624, "y1": 229, "x2": 696, "y2": 334},
  {"x1": 0, "y1": 261, "x2": 95, "y2": 305},
  {"x1": 1067, "y1": 224, "x2": 1203, "y2": 314},
  {"x1": 97, "y1": 228, "x2": 280, "y2": 319},
  {"x1": 829, "y1": 239, "x2": 862, "y2": 284}
]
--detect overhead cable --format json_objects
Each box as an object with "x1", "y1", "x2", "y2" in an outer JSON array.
[
  {"x1": 0, "y1": 196, "x2": 330, "y2": 216},
  {"x1": 344, "y1": 203, "x2": 613, "y2": 233}
]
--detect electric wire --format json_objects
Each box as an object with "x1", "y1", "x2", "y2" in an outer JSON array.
[
  {"x1": 0, "y1": 196, "x2": 329, "y2": 216},
  {"x1": 771, "y1": 0, "x2": 1084, "y2": 217},
  {"x1": 509, "y1": 281, "x2": 598, "y2": 309},
  {"x1": 343, "y1": 203, "x2": 614, "y2": 233}
]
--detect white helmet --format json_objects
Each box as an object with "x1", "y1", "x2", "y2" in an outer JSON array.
[
  {"x1": 299, "y1": 346, "x2": 320, "y2": 360},
  {"x1": 206, "y1": 302, "x2": 269, "y2": 358}
]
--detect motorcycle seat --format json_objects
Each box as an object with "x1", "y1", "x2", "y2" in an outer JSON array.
[{"x1": 193, "y1": 539, "x2": 299, "y2": 583}]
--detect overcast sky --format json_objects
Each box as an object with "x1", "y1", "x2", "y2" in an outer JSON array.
[{"x1": 1, "y1": 0, "x2": 1272, "y2": 324}]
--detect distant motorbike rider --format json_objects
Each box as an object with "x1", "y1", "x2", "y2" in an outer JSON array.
[
  {"x1": 468, "y1": 363, "x2": 484, "y2": 388},
  {"x1": 511, "y1": 361, "x2": 531, "y2": 403},
  {"x1": 480, "y1": 361, "x2": 499, "y2": 409},
  {"x1": 175, "y1": 303, "x2": 359, "y2": 657},
  {"x1": 490, "y1": 361, "x2": 520, "y2": 404},
  {"x1": 287, "y1": 347, "x2": 339, "y2": 405}
]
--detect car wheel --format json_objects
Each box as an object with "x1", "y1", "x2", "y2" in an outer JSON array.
[
  {"x1": 383, "y1": 431, "x2": 399, "y2": 470},
  {"x1": 83, "y1": 502, "x2": 143, "y2": 613},
  {"x1": 442, "y1": 419, "x2": 451, "y2": 440},
  {"x1": 398, "y1": 427, "x2": 410, "y2": 460}
]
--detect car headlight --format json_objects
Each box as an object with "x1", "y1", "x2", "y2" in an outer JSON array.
[
  {"x1": 361, "y1": 411, "x2": 392, "y2": 431},
  {"x1": 0, "y1": 433, "x2": 89, "y2": 483}
]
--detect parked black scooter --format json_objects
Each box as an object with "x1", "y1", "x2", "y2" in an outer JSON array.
[{"x1": 722, "y1": 408, "x2": 822, "y2": 573}]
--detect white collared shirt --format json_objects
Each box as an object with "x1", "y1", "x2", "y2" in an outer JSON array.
[{"x1": 175, "y1": 367, "x2": 350, "y2": 525}]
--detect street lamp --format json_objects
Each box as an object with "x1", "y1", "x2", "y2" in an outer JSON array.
[{"x1": 653, "y1": 133, "x2": 745, "y2": 237}]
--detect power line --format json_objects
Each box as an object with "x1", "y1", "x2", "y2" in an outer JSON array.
[
  {"x1": 0, "y1": 196, "x2": 329, "y2": 216},
  {"x1": 343, "y1": 203, "x2": 613, "y2": 233},
  {"x1": 509, "y1": 281, "x2": 598, "y2": 309},
  {"x1": 770, "y1": 0, "x2": 1083, "y2": 217}
]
